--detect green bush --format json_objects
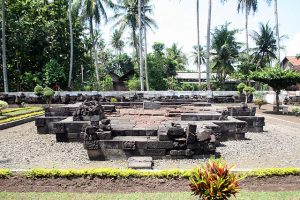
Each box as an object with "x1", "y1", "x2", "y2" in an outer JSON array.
[
  {"x1": 110, "y1": 97, "x2": 118, "y2": 103},
  {"x1": 189, "y1": 159, "x2": 241, "y2": 200},
  {"x1": 237, "y1": 83, "x2": 247, "y2": 94},
  {"x1": 0, "y1": 100, "x2": 8, "y2": 115},
  {"x1": 292, "y1": 107, "x2": 300, "y2": 117},
  {"x1": 43, "y1": 87, "x2": 54, "y2": 106},
  {"x1": 34, "y1": 85, "x2": 44, "y2": 97},
  {"x1": 254, "y1": 99, "x2": 266, "y2": 109},
  {"x1": 100, "y1": 75, "x2": 113, "y2": 91},
  {"x1": 126, "y1": 76, "x2": 140, "y2": 91},
  {"x1": 0, "y1": 169, "x2": 12, "y2": 178}
]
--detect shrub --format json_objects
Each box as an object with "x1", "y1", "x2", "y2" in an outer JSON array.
[
  {"x1": 189, "y1": 159, "x2": 241, "y2": 200},
  {"x1": 292, "y1": 107, "x2": 300, "y2": 117},
  {"x1": 0, "y1": 169, "x2": 12, "y2": 178},
  {"x1": 0, "y1": 100, "x2": 8, "y2": 115},
  {"x1": 236, "y1": 83, "x2": 246, "y2": 94},
  {"x1": 243, "y1": 86, "x2": 255, "y2": 103},
  {"x1": 126, "y1": 76, "x2": 140, "y2": 91},
  {"x1": 254, "y1": 99, "x2": 266, "y2": 109},
  {"x1": 43, "y1": 87, "x2": 55, "y2": 106},
  {"x1": 100, "y1": 75, "x2": 113, "y2": 91},
  {"x1": 110, "y1": 97, "x2": 118, "y2": 103},
  {"x1": 34, "y1": 85, "x2": 44, "y2": 97}
]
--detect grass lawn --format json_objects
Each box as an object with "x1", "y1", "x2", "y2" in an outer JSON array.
[
  {"x1": 1, "y1": 192, "x2": 300, "y2": 200},
  {"x1": 0, "y1": 107, "x2": 44, "y2": 124}
]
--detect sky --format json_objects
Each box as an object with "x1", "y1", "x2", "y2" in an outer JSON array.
[{"x1": 101, "y1": 0, "x2": 300, "y2": 70}]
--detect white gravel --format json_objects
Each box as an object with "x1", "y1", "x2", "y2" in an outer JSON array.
[{"x1": 1, "y1": 116, "x2": 300, "y2": 170}]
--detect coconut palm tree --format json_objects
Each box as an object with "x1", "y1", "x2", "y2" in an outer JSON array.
[
  {"x1": 110, "y1": 29, "x2": 125, "y2": 55},
  {"x1": 264, "y1": 0, "x2": 280, "y2": 63},
  {"x1": 250, "y1": 22, "x2": 277, "y2": 68},
  {"x1": 237, "y1": 0, "x2": 258, "y2": 55},
  {"x1": 111, "y1": 0, "x2": 157, "y2": 59},
  {"x1": 196, "y1": 0, "x2": 201, "y2": 87},
  {"x1": 211, "y1": 23, "x2": 240, "y2": 86},
  {"x1": 1, "y1": 0, "x2": 8, "y2": 92},
  {"x1": 191, "y1": 45, "x2": 206, "y2": 66},
  {"x1": 73, "y1": 0, "x2": 115, "y2": 86},
  {"x1": 205, "y1": 0, "x2": 227, "y2": 90},
  {"x1": 68, "y1": 0, "x2": 74, "y2": 89}
]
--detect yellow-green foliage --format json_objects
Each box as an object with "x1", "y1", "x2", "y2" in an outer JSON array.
[
  {"x1": 24, "y1": 168, "x2": 191, "y2": 179},
  {"x1": 1, "y1": 167, "x2": 299, "y2": 179},
  {"x1": 0, "y1": 111, "x2": 44, "y2": 124},
  {"x1": 244, "y1": 168, "x2": 300, "y2": 178},
  {"x1": 0, "y1": 169, "x2": 12, "y2": 178}
]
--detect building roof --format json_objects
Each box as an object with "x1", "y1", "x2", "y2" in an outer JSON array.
[
  {"x1": 176, "y1": 72, "x2": 215, "y2": 80},
  {"x1": 283, "y1": 56, "x2": 300, "y2": 66}
]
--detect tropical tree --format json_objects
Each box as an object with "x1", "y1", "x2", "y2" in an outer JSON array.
[
  {"x1": 111, "y1": 0, "x2": 157, "y2": 58},
  {"x1": 191, "y1": 45, "x2": 206, "y2": 66},
  {"x1": 110, "y1": 29, "x2": 125, "y2": 55},
  {"x1": 211, "y1": 23, "x2": 240, "y2": 85},
  {"x1": 237, "y1": 0, "x2": 258, "y2": 55},
  {"x1": 165, "y1": 43, "x2": 188, "y2": 71},
  {"x1": 1, "y1": 0, "x2": 8, "y2": 92},
  {"x1": 264, "y1": 0, "x2": 280, "y2": 63},
  {"x1": 250, "y1": 67, "x2": 300, "y2": 112},
  {"x1": 205, "y1": 0, "x2": 227, "y2": 90},
  {"x1": 250, "y1": 22, "x2": 277, "y2": 68},
  {"x1": 73, "y1": 0, "x2": 115, "y2": 86}
]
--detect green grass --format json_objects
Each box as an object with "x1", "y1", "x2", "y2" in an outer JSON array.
[
  {"x1": 0, "y1": 192, "x2": 300, "y2": 200},
  {"x1": 1, "y1": 107, "x2": 43, "y2": 118}
]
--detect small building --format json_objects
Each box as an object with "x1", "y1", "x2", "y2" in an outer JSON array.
[
  {"x1": 109, "y1": 70, "x2": 135, "y2": 91},
  {"x1": 281, "y1": 56, "x2": 300, "y2": 90},
  {"x1": 281, "y1": 56, "x2": 300, "y2": 71}
]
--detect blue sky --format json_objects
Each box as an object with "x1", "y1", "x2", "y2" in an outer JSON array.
[{"x1": 102, "y1": 0, "x2": 300, "y2": 69}]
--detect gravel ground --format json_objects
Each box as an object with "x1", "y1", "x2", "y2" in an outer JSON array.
[{"x1": 1, "y1": 115, "x2": 300, "y2": 170}]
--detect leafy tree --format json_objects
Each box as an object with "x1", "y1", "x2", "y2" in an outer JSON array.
[
  {"x1": 34, "y1": 85, "x2": 44, "y2": 97},
  {"x1": 109, "y1": 53, "x2": 134, "y2": 76},
  {"x1": 211, "y1": 23, "x2": 240, "y2": 85},
  {"x1": 43, "y1": 59, "x2": 66, "y2": 87},
  {"x1": 43, "y1": 86, "x2": 55, "y2": 107},
  {"x1": 164, "y1": 77, "x2": 178, "y2": 90},
  {"x1": 236, "y1": 82, "x2": 247, "y2": 94},
  {"x1": 100, "y1": 75, "x2": 113, "y2": 91},
  {"x1": 250, "y1": 67, "x2": 300, "y2": 112},
  {"x1": 243, "y1": 86, "x2": 255, "y2": 103},
  {"x1": 126, "y1": 75, "x2": 140, "y2": 91},
  {"x1": 250, "y1": 23, "x2": 277, "y2": 68},
  {"x1": 73, "y1": 0, "x2": 115, "y2": 84},
  {"x1": 165, "y1": 43, "x2": 188, "y2": 71},
  {"x1": 232, "y1": 53, "x2": 256, "y2": 82}
]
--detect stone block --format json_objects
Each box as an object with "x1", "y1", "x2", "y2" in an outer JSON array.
[
  {"x1": 128, "y1": 157, "x2": 153, "y2": 170},
  {"x1": 147, "y1": 141, "x2": 174, "y2": 149},
  {"x1": 196, "y1": 129, "x2": 212, "y2": 142},
  {"x1": 97, "y1": 131, "x2": 112, "y2": 140},
  {"x1": 186, "y1": 124, "x2": 197, "y2": 144},
  {"x1": 143, "y1": 101, "x2": 161, "y2": 109},
  {"x1": 167, "y1": 127, "x2": 185, "y2": 137},
  {"x1": 158, "y1": 130, "x2": 169, "y2": 141}
]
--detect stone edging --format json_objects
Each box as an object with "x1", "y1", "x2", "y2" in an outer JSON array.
[{"x1": 0, "y1": 114, "x2": 43, "y2": 130}]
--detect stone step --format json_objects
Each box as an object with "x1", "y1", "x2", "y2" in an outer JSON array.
[{"x1": 128, "y1": 156, "x2": 153, "y2": 170}]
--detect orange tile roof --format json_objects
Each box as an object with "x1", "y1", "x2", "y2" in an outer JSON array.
[{"x1": 286, "y1": 56, "x2": 300, "y2": 66}]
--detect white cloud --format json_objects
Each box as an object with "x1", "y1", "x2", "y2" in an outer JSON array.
[{"x1": 285, "y1": 32, "x2": 300, "y2": 56}]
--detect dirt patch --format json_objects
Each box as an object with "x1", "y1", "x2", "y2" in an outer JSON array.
[{"x1": 1, "y1": 176, "x2": 300, "y2": 193}]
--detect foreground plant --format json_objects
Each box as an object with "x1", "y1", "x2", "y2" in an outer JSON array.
[{"x1": 189, "y1": 159, "x2": 241, "y2": 200}]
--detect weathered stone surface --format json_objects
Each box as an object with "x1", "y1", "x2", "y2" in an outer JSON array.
[
  {"x1": 123, "y1": 141, "x2": 136, "y2": 150},
  {"x1": 128, "y1": 157, "x2": 153, "y2": 169},
  {"x1": 73, "y1": 100, "x2": 105, "y2": 121},
  {"x1": 143, "y1": 101, "x2": 161, "y2": 109},
  {"x1": 196, "y1": 129, "x2": 212, "y2": 142},
  {"x1": 158, "y1": 130, "x2": 169, "y2": 141},
  {"x1": 97, "y1": 131, "x2": 112, "y2": 140},
  {"x1": 167, "y1": 127, "x2": 185, "y2": 137},
  {"x1": 186, "y1": 124, "x2": 197, "y2": 144}
]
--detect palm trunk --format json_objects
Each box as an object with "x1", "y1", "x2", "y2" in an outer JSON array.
[
  {"x1": 274, "y1": 0, "x2": 280, "y2": 64},
  {"x1": 2, "y1": 0, "x2": 8, "y2": 92},
  {"x1": 196, "y1": 0, "x2": 201, "y2": 90},
  {"x1": 90, "y1": 17, "x2": 100, "y2": 89},
  {"x1": 138, "y1": 0, "x2": 144, "y2": 91},
  {"x1": 68, "y1": 0, "x2": 74, "y2": 89},
  {"x1": 206, "y1": 0, "x2": 212, "y2": 90},
  {"x1": 143, "y1": 2, "x2": 149, "y2": 91},
  {"x1": 245, "y1": 6, "x2": 249, "y2": 55}
]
